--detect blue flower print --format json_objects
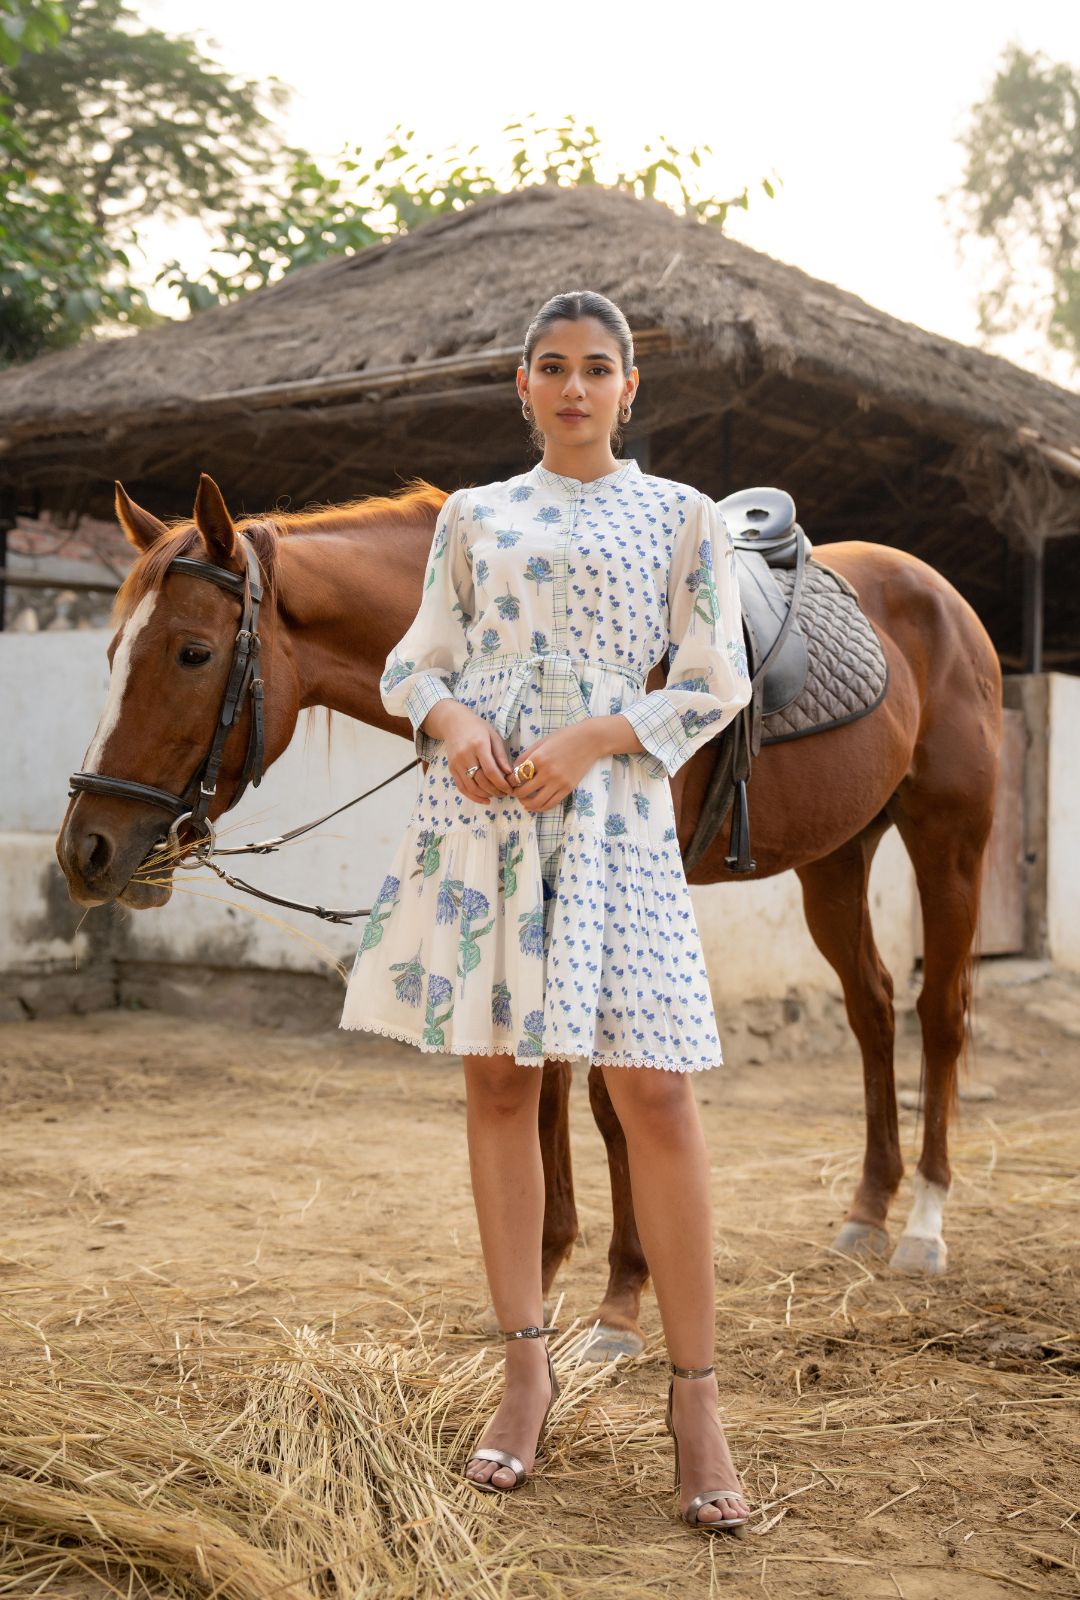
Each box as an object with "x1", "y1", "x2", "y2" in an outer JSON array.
[
  {"x1": 390, "y1": 946, "x2": 425, "y2": 1008},
  {"x1": 474, "y1": 556, "x2": 489, "y2": 587},
  {"x1": 517, "y1": 1007, "x2": 545, "y2": 1057},
  {"x1": 411, "y1": 828, "x2": 444, "y2": 880},
  {"x1": 473, "y1": 503, "x2": 495, "y2": 520},
  {"x1": 534, "y1": 506, "x2": 561, "y2": 525},
  {"x1": 497, "y1": 528, "x2": 523, "y2": 546},
  {"x1": 481, "y1": 627, "x2": 500, "y2": 653},
  {"x1": 509, "y1": 484, "x2": 533, "y2": 502},
  {"x1": 680, "y1": 707, "x2": 724, "y2": 738},
  {"x1": 423, "y1": 971, "x2": 454, "y2": 1047},
  {"x1": 491, "y1": 980, "x2": 513, "y2": 1029},
  {"x1": 495, "y1": 586, "x2": 521, "y2": 621},
  {"x1": 633, "y1": 792, "x2": 650, "y2": 819},
  {"x1": 524, "y1": 555, "x2": 554, "y2": 592},
  {"x1": 568, "y1": 786, "x2": 595, "y2": 817},
  {"x1": 531, "y1": 629, "x2": 549, "y2": 655},
  {"x1": 458, "y1": 886, "x2": 495, "y2": 994},
  {"x1": 729, "y1": 636, "x2": 750, "y2": 678},
  {"x1": 670, "y1": 675, "x2": 711, "y2": 695},
  {"x1": 604, "y1": 813, "x2": 628, "y2": 837},
  {"x1": 358, "y1": 873, "x2": 400, "y2": 953},
  {"x1": 436, "y1": 874, "x2": 463, "y2": 924},
  {"x1": 518, "y1": 901, "x2": 545, "y2": 958}
]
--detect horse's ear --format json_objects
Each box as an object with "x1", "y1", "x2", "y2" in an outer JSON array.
[
  {"x1": 193, "y1": 473, "x2": 238, "y2": 567},
  {"x1": 115, "y1": 482, "x2": 168, "y2": 552}
]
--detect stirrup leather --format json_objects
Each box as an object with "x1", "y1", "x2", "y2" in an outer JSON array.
[{"x1": 670, "y1": 1361, "x2": 715, "y2": 1379}]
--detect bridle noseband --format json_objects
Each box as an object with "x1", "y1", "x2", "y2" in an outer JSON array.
[{"x1": 69, "y1": 535, "x2": 266, "y2": 863}]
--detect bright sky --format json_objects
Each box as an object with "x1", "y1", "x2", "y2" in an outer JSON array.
[{"x1": 146, "y1": 0, "x2": 1079, "y2": 386}]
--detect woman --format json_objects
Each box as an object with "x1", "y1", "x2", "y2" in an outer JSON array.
[{"x1": 341, "y1": 290, "x2": 754, "y2": 1534}]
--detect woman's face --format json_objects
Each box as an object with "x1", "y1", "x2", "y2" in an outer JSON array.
[{"x1": 518, "y1": 317, "x2": 638, "y2": 448}]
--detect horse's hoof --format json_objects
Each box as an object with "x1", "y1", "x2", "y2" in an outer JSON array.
[
  {"x1": 568, "y1": 1323, "x2": 645, "y2": 1363},
  {"x1": 832, "y1": 1222, "x2": 891, "y2": 1261},
  {"x1": 478, "y1": 1301, "x2": 552, "y2": 1334},
  {"x1": 890, "y1": 1234, "x2": 948, "y2": 1275}
]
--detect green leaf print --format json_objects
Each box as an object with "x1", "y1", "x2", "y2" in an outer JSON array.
[
  {"x1": 410, "y1": 829, "x2": 445, "y2": 880},
  {"x1": 357, "y1": 873, "x2": 400, "y2": 953},
  {"x1": 498, "y1": 830, "x2": 524, "y2": 899},
  {"x1": 457, "y1": 887, "x2": 495, "y2": 996},
  {"x1": 423, "y1": 972, "x2": 455, "y2": 1047}
]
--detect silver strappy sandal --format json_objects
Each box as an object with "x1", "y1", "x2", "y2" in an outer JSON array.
[
  {"x1": 667, "y1": 1361, "x2": 751, "y2": 1535},
  {"x1": 465, "y1": 1323, "x2": 560, "y2": 1493}
]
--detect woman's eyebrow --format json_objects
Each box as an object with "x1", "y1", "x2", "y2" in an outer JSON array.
[{"x1": 536, "y1": 350, "x2": 615, "y2": 361}]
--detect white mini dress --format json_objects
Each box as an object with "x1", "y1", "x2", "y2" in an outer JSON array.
[{"x1": 339, "y1": 458, "x2": 751, "y2": 1070}]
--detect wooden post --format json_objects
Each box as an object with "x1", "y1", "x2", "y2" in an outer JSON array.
[
  {"x1": 1021, "y1": 537, "x2": 1045, "y2": 674},
  {"x1": 0, "y1": 486, "x2": 16, "y2": 633}
]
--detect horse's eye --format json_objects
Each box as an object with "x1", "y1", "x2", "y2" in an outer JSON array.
[{"x1": 179, "y1": 645, "x2": 212, "y2": 667}]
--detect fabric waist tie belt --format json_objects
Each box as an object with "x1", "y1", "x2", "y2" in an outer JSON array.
[{"x1": 456, "y1": 650, "x2": 646, "y2": 890}]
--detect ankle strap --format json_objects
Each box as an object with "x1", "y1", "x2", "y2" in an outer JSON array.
[
  {"x1": 501, "y1": 1324, "x2": 559, "y2": 1341},
  {"x1": 670, "y1": 1361, "x2": 715, "y2": 1379}
]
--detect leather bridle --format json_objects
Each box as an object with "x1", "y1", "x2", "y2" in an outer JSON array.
[{"x1": 68, "y1": 535, "x2": 267, "y2": 863}]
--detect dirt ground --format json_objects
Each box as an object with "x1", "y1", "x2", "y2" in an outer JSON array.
[{"x1": 1, "y1": 959, "x2": 1078, "y2": 1599}]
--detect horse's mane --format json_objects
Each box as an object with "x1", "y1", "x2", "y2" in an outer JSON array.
[{"x1": 113, "y1": 479, "x2": 448, "y2": 625}]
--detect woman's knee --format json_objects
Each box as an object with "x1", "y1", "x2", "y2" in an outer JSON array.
[
  {"x1": 463, "y1": 1054, "x2": 542, "y2": 1118},
  {"x1": 601, "y1": 1065, "x2": 700, "y2": 1139}
]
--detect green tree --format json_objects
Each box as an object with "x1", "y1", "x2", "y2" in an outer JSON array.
[
  {"x1": 956, "y1": 43, "x2": 1080, "y2": 367},
  {"x1": 161, "y1": 112, "x2": 778, "y2": 310},
  {"x1": 0, "y1": 0, "x2": 291, "y2": 361}
]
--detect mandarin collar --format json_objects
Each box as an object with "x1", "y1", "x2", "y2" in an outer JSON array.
[{"x1": 526, "y1": 458, "x2": 641, "y2": 496}]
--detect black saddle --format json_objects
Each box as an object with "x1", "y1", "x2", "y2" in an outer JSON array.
[{"x1": 685, "y1": 487, "x2": 813, "y2": 876}]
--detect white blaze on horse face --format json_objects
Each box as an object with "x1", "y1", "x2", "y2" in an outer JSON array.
[
  {"x1": 82, "y1": 592, "x2": 159, "y2": 774},
  {"x1": 901, "y1": 1172, "x2": 948, "y2": 1242}
]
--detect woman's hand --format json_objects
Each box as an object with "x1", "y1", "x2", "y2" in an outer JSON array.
[
  {"x1": 421, "y1": 701, "x2": 516, "y2": 803},
  {"x1": 512, "y1": 723, "x2": 610, "y2": 813}
]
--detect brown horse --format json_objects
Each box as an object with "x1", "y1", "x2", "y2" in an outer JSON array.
[{"x1": 56, "y1": 474, "x2": 1002, "y2": 1358}]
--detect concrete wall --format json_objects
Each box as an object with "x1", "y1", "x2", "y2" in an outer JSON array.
[
  {"x1": 2, "y1": 629, "x2": 920, "y2": 1016},
  {"x1": 1046, "y1": 672, "x2": 1080, "y2": 972}
]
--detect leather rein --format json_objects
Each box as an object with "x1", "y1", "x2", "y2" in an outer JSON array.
[{"x1": 68, "y1": 534, "x2": 419, "y2": 925}]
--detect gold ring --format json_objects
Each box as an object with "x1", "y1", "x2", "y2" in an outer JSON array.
[{"x1": 513, "y1": 758, "x2": 535, "y2": 784}]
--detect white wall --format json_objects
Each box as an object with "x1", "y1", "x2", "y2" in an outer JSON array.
[
  {"x1": 2, "y1": 629, "x2": 919, "y2": 1000},
  {"x1": 1047, "y1": 672, "x2": 1080, "y2": 972}
]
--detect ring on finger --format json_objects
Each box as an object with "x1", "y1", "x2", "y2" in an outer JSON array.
[{"x1": 465, "y1": 763, "x2": 480, "y2": 778}]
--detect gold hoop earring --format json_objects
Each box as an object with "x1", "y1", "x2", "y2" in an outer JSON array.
[
  {"x1": 522, "y1": 399, "x2": 534, "y2": 422},
  {"x1": 619, "y1": 403, "x2": 632, "y2": 423}
]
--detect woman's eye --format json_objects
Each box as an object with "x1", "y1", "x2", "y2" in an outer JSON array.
[{"x1": 179, "y1": 645, "x2": 212, "y2": 667}]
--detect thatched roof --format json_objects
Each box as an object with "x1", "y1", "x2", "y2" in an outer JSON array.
[
  {"x1": 2, "y1": 183, "x2": 1078, "y2": 669},
  {"x1": 1, "y1": 183, "x2": 1077, "y2": 477}
]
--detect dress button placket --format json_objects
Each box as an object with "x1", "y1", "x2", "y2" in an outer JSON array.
[{"x1": 536, "y1": 483, "x2": 578, "y2": 900}]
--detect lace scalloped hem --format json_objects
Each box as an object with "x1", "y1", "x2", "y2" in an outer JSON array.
[{"x1": 338, "y1": 1015, "x2": 721, "y2": 1073}]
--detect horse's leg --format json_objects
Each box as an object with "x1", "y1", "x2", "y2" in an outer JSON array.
[
  {"x1": 795, "y1": 816, "x2": 902, "y2": 1260},
  {"x1": 886, "y1": 798, "x2": 991, "y2": 1275},
  {"x1": 539, "y1": 1059, "x2": 578, "y2": 1295}
]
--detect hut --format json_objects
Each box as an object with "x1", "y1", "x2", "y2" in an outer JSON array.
[{"x1": 0, "y1": 182, "x2": 1078, "y2": 671}]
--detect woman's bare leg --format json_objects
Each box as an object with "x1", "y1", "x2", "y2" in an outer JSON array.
[
  {"x1": 599, "y1": 1064, "x2": 749, "y2": 1525},
  {"x1": 461, "y1": 1051, "x2": 554, "y2": 1489}
]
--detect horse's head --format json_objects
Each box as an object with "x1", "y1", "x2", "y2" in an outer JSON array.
[{"x1": 56, "y1": 474, "x2": 299, "y2": 910}]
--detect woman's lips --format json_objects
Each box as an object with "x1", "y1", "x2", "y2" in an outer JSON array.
[{"x1": 557, "y1": 411, "x2": 587, "y2": 420}]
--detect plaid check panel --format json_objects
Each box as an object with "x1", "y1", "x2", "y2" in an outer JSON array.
[
  {"x1": 620, "y1": 693, "x2": 690, "y2": 780},
  {"x1": 404, "y1": 675, "x2": 456, "y2": 762}
]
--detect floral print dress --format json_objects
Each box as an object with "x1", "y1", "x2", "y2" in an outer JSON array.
[{"x1": 339, "y1": 457, "x2": 752, "y2": 1070}]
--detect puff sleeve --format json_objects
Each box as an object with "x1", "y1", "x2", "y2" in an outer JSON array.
[
  {"x1": 620, "y1": 491, "x2": 752, "y2": 780},
  {"x1": 379, "y1": 487, "x2": 474, "y2": 762}
]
